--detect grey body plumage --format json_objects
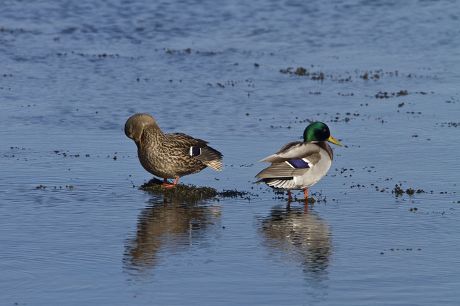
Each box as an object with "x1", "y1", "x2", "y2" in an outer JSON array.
[
  {"x1": 256, "y1": 141, "x2": 333, "y2": 190},
  {"x1": 125, "y1": 113, "x2": 223, "y2": 180},
  {"x1": 255, "y1": 122, "x2": 341, "y2": 199}
]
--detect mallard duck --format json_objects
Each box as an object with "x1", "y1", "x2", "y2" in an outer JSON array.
[
  {"x1": 125, "y1": 113, "x2": 223, "y2": 188},
  {"x1": 256, "y1": 122, "x2": 342, "y2": 201}
]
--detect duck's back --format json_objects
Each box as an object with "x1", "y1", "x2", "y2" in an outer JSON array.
[{"x1": 138, "y1": 128, "x2": 221, "y2": 178}]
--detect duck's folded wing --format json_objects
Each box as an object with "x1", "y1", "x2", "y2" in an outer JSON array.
[
  {"x1": 167, "y1": 133, "x2": 208, "y2": 147},
  {"x1": 260, "y1": 142, "x2": 320, "y2": 163},
  {"x1": 255, "y1": 161, "x2": 311, "y2": 179},
  {"x1": 166, "y1": 133, "x2": 223, "y2": 171}
]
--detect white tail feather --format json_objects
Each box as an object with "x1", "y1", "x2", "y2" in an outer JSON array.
[
  {"x1": 205, "y1": 159, "x2": 223, "y2": 171},
  {"x1": 266, "y1": 178, "x2": 297, "y2": 189}
]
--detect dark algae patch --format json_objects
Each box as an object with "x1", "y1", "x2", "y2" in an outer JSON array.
[
  {"x1": 34, "y1": 184, "x2": 75, "y2": 190},
  {"x1": 279, "y1": 67, "x2": 429, "y2": 83},
  {"x1": 392, "y1": 184, "x2": 425, "y2": 197},
  {"x1": 140, "y1": 178, "x2": 253, "y2": 202},
  {"x1": 280, "y1": 66, "x2": 325, "y2": 80},
  {"x1": 437, "y1": 122, "x2": 460, "y2": 128},
  {"x1": 375, "y1": 90, "x2": 408, "y2": 99},
  {"x1": 374, "y1": 90, "x2": 432, "y2": 99},
  {"x1": 219, "y1": 189, "x2": 253, "y2": 200},
  {"x1": 272, "y1": 189, "x2": 327, "y2": 204},
  {"x1": 140, "y1": 178, "x2": 217, "y2": 202}
]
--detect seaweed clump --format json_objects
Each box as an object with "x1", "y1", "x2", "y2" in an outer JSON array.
[
  {"x1": 140, "y1": 178, "x2": 253, "y2": 202},
  {"x1": 140, "y1": 178, "x2": 218, "y2": 202},
  {"x1": 392, "y1": 184, "x2": 425, "y2": 197},
  {"x1": 279, "y1": 66, "x2": 325, "y2": 80},
  {"x1": 219, "y1": 189, "x2": 252, "y2": 200}
]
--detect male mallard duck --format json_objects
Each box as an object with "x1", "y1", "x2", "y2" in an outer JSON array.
[
  {"x1": 256, "y1": 122, "x2": 342, "y2": 201},
  {"x1": 125, "y1": 113, "x2": 223, "y2": 188}
]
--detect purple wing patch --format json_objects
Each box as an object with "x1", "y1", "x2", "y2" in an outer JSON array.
[
  {"x1": 189, "y1": 146, "x2": 201, "y2": 156},
  {"x1": 287, "y1": 159, "x2": 310, "y2": 169}
]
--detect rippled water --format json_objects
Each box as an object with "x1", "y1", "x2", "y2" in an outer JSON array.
[{"x1": 1, "y1": 0, "x2": 459, "y2": 305}]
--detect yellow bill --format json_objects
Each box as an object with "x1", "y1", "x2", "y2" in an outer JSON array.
[{"x1": 327, "y1": 135, "x2": 343, "y2": 146}]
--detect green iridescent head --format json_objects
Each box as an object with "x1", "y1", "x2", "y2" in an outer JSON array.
[{"x1": 303, "y1": 122, "x2": 342, "y2": 146}]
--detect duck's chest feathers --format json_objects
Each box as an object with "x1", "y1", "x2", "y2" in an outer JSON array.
[
  {"x1": 294, "y1": 144, "x2": 332, "y2": 188},
  {"x1": 138, "y1": 130, "x2": 174, "y2": 177}
]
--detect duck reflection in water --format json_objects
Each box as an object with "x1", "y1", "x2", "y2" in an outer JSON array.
[
  {"x1": 260, "y1": 205, "x2": 332, "y2": 279},
  {"x1": 124, "y1": 196, "x2": 221, "y2": 274}
]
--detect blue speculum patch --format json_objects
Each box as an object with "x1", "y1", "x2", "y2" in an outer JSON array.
[
  {"x1": 287, "y1": 159, "x2": 310, "y2": 169},
  {"x1": 190, "y1": 146, "x2": 201, "y2": 156}
]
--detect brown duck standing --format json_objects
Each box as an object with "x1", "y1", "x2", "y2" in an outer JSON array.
[{"x1": 125, "y1": 113, "x2": 223, "y2": 188}]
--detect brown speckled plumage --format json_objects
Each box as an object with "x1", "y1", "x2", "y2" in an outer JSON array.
[{"x1": 125, "y1": 113, "x2": 223, "y2": 179}]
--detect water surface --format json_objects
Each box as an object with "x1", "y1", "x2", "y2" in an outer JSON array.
[{"x1": 1, "y1": 0, "x2": 459, "y2": 305}]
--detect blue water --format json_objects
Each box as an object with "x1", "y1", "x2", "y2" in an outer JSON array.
[{"x1": 1, "y1": 0, "x2": 459, "y2": 305}]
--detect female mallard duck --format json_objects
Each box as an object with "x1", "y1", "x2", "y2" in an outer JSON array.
[
  {"x1": 256, "y1": 122, "x2": 342, "y2": 201},
  {"x1": 125, "y1": 113, "x2": 223, "y2": 188}
]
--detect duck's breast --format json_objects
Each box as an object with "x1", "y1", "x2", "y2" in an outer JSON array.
[{"x1": 294, "y1": 147, "x2": 332, "y2": 188}]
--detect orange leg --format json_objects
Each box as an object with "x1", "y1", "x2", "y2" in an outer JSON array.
[
  {"x1": 287, "y1": 190, "x2": 292, "y2": 202},
  {"x1": 162, "y1": 177, "x2": 180, "y2": 189},
  {"x1": 303, "y1": 188, "x2": 309, "y2": 211},
  {"x1": 303, "y1": 188, "x2": 309, "y2": 199}
]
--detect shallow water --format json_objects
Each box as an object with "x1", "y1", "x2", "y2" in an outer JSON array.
[{"x1": 1, "y1": 0, "x2": 460, "y2": 305}]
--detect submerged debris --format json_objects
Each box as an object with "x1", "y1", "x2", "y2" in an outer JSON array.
[
  {"x1": 294, "y1": 67, "x2": 308, "y2": 76},
  {"x1": 360, "y1": 71, "x2": 382, "y2": 80},
  {"x1": 272, "y1": 189, "x2": 324, "y2": 204},
  {"x1": 219, "y1": 189, "x2": 251, "y2": 199},
  {"x1": 35, "y1": 184, "x2": 75, "y2": 190},
  {"x1": 375, "y1": 90, "x2": 408, "y2": 99},
  {"x1": 279, "y1": 66, "x2": 325, "y2": 80},
  {"x1": 392, "y1": 184, "x2": 425, "y2": 197},
  {"x1": 437, "y1": 122, "x2": 459, "y2": 128},
  {"x1": 280, "y1": 67, "x2": 426, "y2": 83},
  {"x1": 164, "y1": 48, "x2": 219, "y2": 56}
]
